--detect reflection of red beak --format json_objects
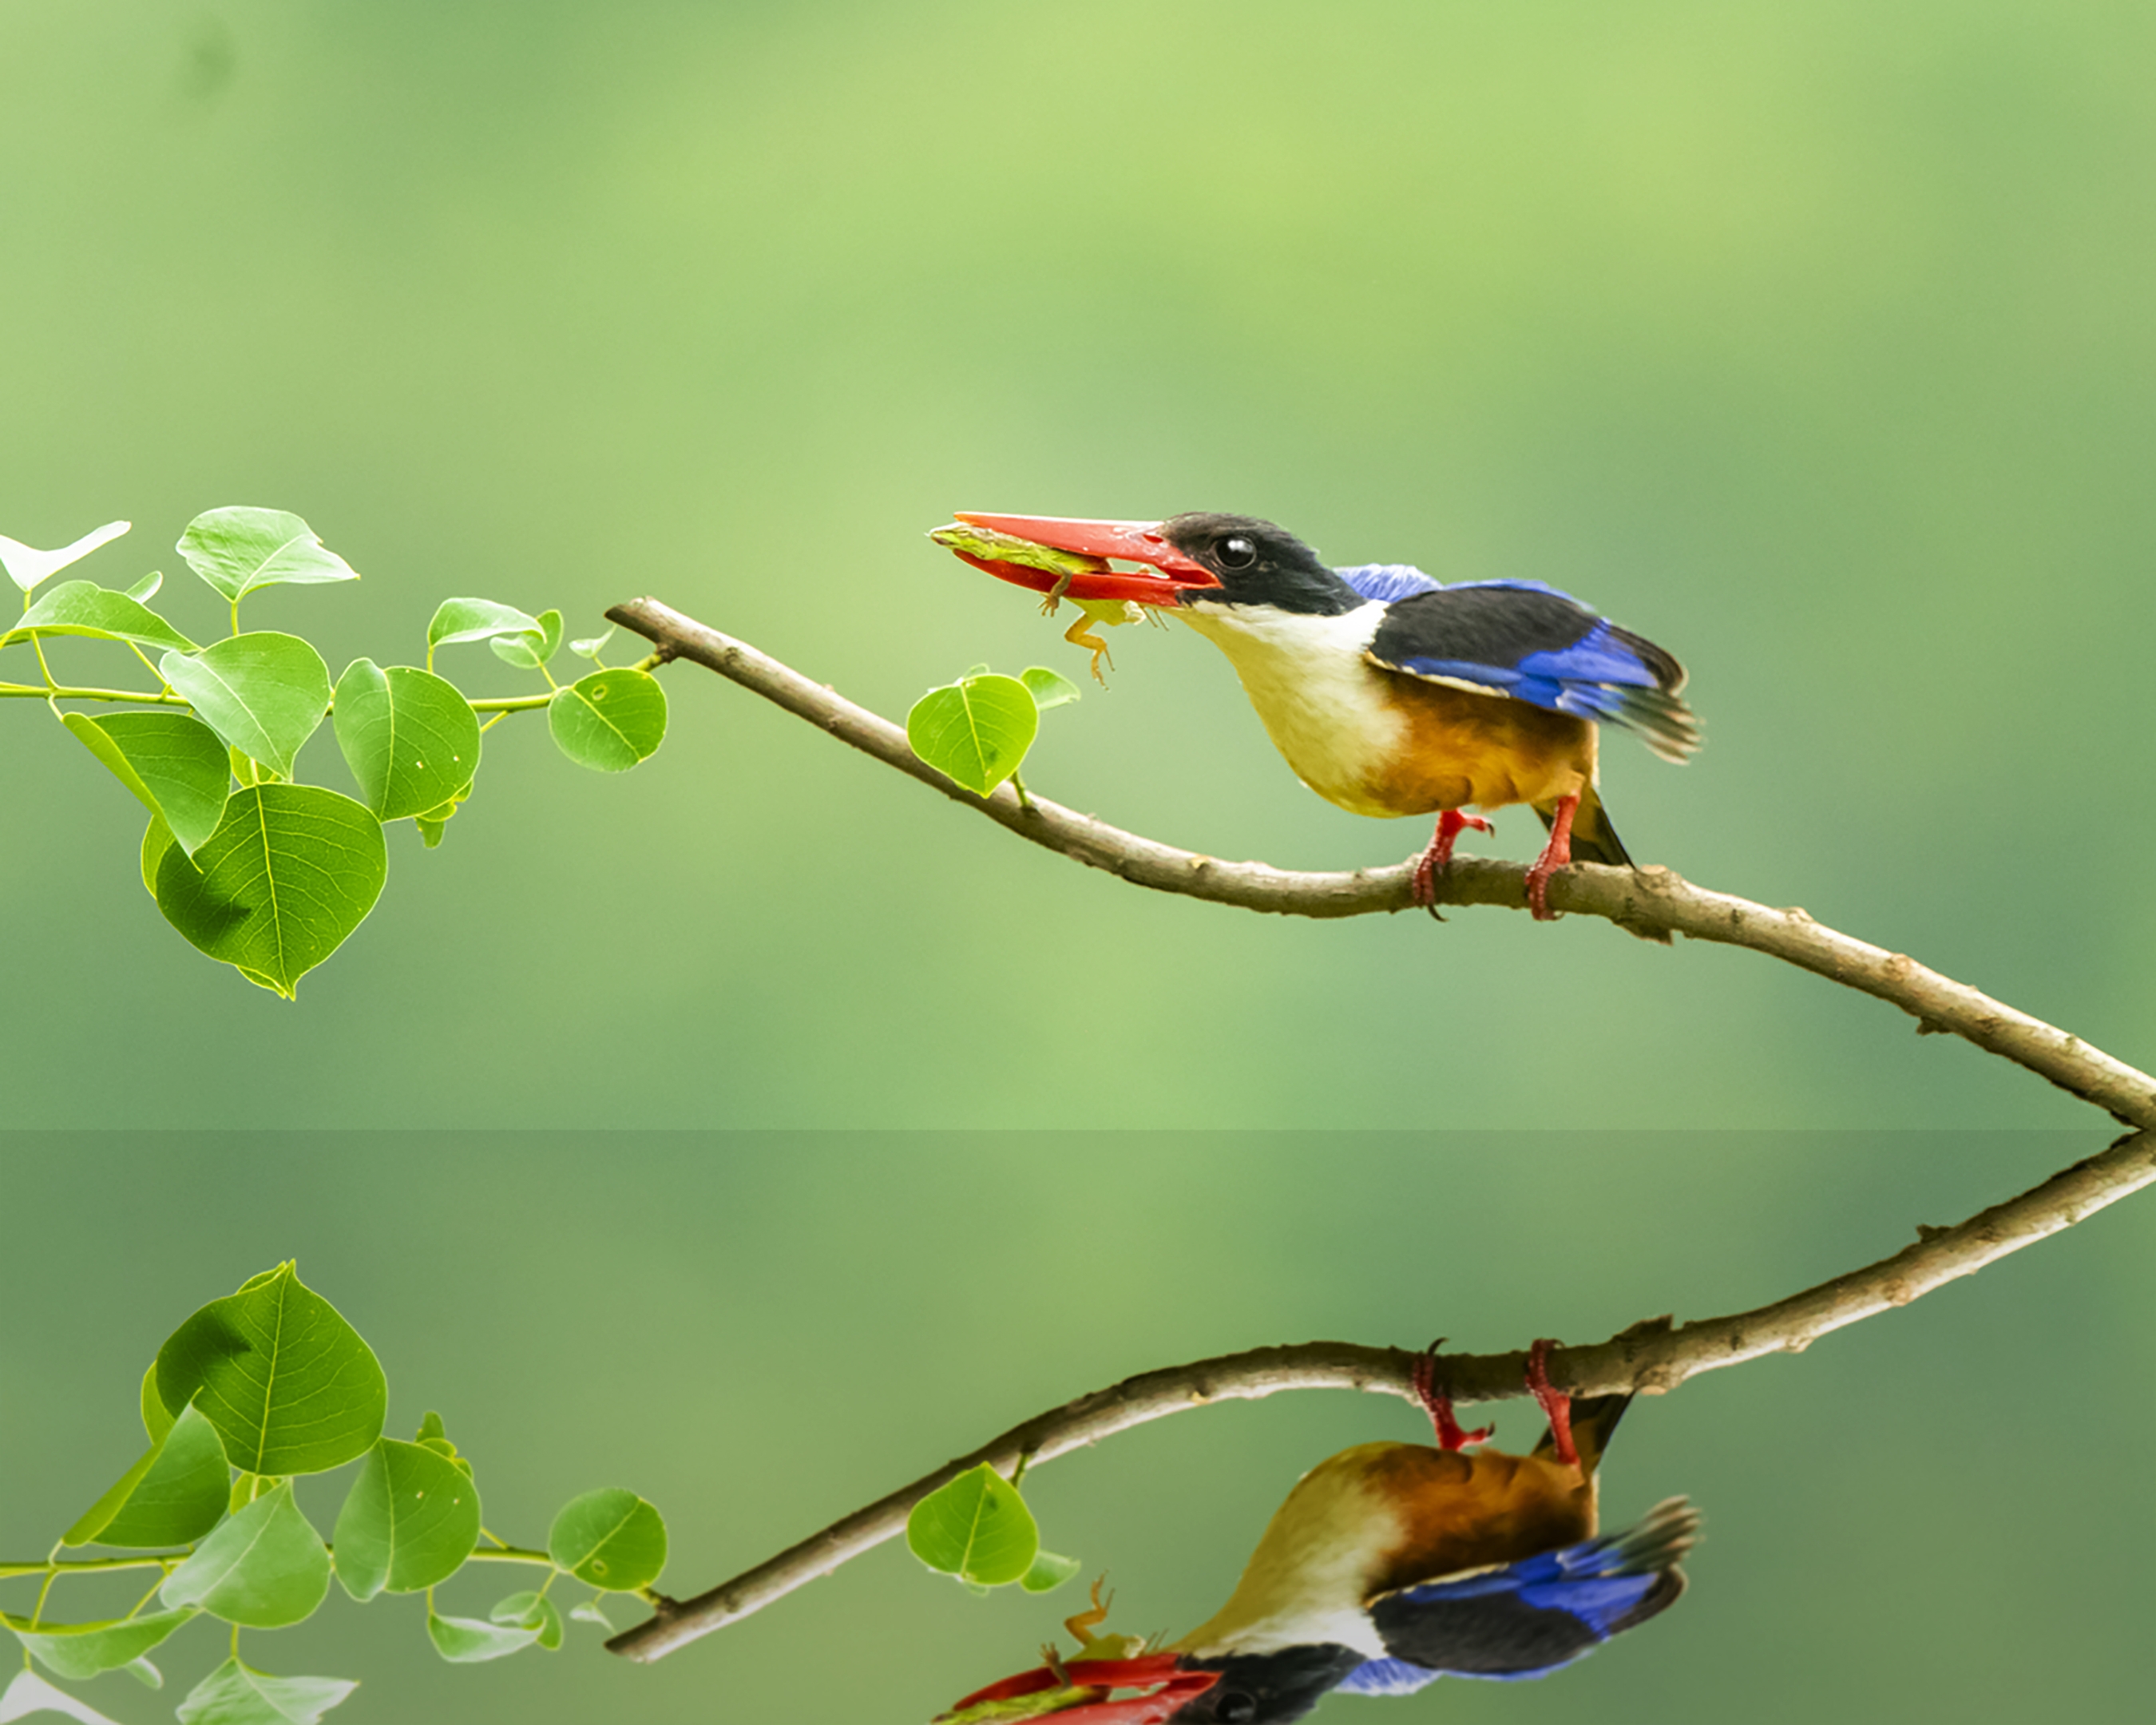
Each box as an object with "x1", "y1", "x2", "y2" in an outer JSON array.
[
  {"x1": 948, "y1": 513, "x2": 1221, "y2": 605},
  {"x1": 941, "y1": 1653, "x2": 1219, "y2": 1723}
]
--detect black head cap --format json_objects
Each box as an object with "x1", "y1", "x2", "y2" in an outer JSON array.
[
  {"x1": 1170, "y1": 1645, "x2": 1365, "y2": 1723},
  {"x1": 1159, "y1": 514, "x2": 1361, "y2": 617}
]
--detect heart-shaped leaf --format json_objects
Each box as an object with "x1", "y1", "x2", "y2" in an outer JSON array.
[
  {"x1": 5, "y1": 581, "x2": 196, "y2": 653},
  {"x1": 906, "y1": 675, "x2": 1037, "y2": 797},
  {"x1": 547, "y1": 668, "x2": 668, "y2": 772},
  {"x1": 64, "y1": 1404, "x2": 229, "y2": 1548},
  {"x1": 159, "y1": 634, "x2": 331, "y2": 780},
  {"x1": 175, "y1": 1660, "x2": 355, "y2": 1725},
  {"x1": 425, "y1": 597, "x2": 543, "y2": 659},
  {"x1": 177, "y1": 509, "x2": 359, "y2": 604},
  {"x1": 1021, "y1": 1549, "x2": 1084, "y2": 1593},
  {"x1": 1020, "y1": 666, "x2": 1082, "y2": 712},
  {"x1": 905, "y1": 1463, "x2": 1039, "y2": 1587},
  {"x1": 489, "y1": 1591, "x2": 565, "y2": 1651},
  {"x1": 0, "y1": 1668, "x2": 129, "y2": 1723},
  {"x1": 489, "y1": 608, "x2": 563, "y2": 669},
  {"x1": 547, "y1": 1489, "x2": 668, "y2": 1591},
  {"x1": 331, "y1": 660, "x2": 481, "y2": 822},
  {"x1": 6, "y1": 1610, "x2": 196, "y2": 1681},
  {"x1": 154, "y1": 1263, "x2": 386, "y2": 1475},
  {"x1": 64, "y1": 712, "x2": 230, "y2": 854},
  {"x1": 161, "y1": 1483, "x2": 331, "y2": 1628},
  {"x1": 153, "y1": 786, "x2": 388, "y2": 997},
  {"x1": 426, "y1": 1608, "x2": 537, "y2": 1664},
  {"x1": 331, "y1": 1438, "x2": 482, "y2": 1600},
  {"x1": 0, "y1": 520, "x2": 130, "y2": 593}
]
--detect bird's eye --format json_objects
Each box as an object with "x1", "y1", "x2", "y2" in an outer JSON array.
[
  {"x1": 1217, "y1": 1694, "x2": 1257, "y2": 1723},
  {"x1": 1215, "y1": 536, "x2": 1257, "y2": 569}
]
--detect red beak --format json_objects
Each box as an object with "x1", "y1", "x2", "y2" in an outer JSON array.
[
  {"x1": 947, "y1": 513, "x2": 1220, "y2": 605},
  {"x1": 940, "y1": 1653, "x2": 1219, "y2": 1723}
]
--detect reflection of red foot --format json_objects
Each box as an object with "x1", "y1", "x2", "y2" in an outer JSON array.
[
  {"x1": 1524, "y1": 795, "x2": 1578, "y2": 921},
  {"x1": 1412, "y1": 1342, "x2": 1493, "y2": 1452},
  {"x1": 1410, "y1": 811, "x2": 1495, "y2": 918},
  {"x1": 1526, "y1": 1338, "x2": 1577, "y2": 1466}
]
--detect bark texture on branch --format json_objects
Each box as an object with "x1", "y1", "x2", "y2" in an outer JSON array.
[
  {"x1": 606, "y1": 598, "x2": 2156, "y2": 1128},
  {"x1": 607, "y1": 1124, "x2": 2156, "y2": 1661}
]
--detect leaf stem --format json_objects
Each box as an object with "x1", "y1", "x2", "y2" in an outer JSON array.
[
  {"x1": 0, "y1": 681, "x2": 193, "y2": 707},
  {"x1": 0, "y1": 1544, "x2": 555, "y2": 1582},
  {"x1": 466, "y1": 692, "x2": 554, "y2": 713}
]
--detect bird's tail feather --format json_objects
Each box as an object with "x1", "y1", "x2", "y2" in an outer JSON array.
[
  {"x1": 1533, "y1": 1392, "x2": 1633, "y2": 1476},
  {"x1": 1539, "y1": 786, "x2": 1629, "y2": 868},
  {"x1": 1537, "y1": 788, "x2": 1671, "y2": 945}
]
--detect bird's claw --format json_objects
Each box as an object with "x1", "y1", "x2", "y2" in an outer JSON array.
[
  {"x1": 1525, "y1": 1338, "x2": 1579, "y2": 1467},
  {"x1": 1413, "y1": 1342, "x2": 1494, "y2": 1452},
  {"x1": 1411, "y1": 811, "x2": 1496, "y2": 918}
]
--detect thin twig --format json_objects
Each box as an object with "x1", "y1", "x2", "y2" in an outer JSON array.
[
  {"x1": 605, "y1": 1124, "x2": 2156, "y2": 1660},
  {"x1": 604, "y1": 598, "x2": 2156, "y2": 1128}
]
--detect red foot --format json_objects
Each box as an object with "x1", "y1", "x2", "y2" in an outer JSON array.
[
  {"x1": 1412, "y1": 1342, "x2": 1493, "y2": 1451},
  {"x1": 1526, "y1": 1338, "x2": 1578, "y2": 1467},
  {"x1": 1524, "y1": 795, "x2": 1578, "y2": 921},
  {"x1": 1410, "y1": 811, "x2": 1495, "y2": 918}
]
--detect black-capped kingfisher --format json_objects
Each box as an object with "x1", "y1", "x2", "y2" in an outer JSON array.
[
  {"x1": 934, "y1": 1342, "x2": 1698, "y2": 1723},
  {"x1": 932, "y1": 514, "x2": 1699, "y2": 919}
]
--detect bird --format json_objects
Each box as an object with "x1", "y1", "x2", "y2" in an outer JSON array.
[
  {"x1": 934, "y1": 1341, "x2": 1699, "y2": 1724},
  {"x1": 933, "y1": 513, "x2": 1698, "y2": 921}
]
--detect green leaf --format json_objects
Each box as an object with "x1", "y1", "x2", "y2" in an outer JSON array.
[
  {"x1": 411, "y1": 781, "x2": 471, "y2": 849},
  {"x1": 489, "y1": 1592, "x2": 565, "y2": 1652},
  {"x1": 330, "y1": 660, "x2": 481, "y2": 823},
  {"x1": 177, "y1": 508, "x2": 359, "y2": 604},
  {"x1": 331, "y1": 1438, "x2": 482, "y2": 1600},
  {"x1": 0, "y1": 1668, "x2": 128, "y2": 1724},
  {"x1": 0, "y1": 520, "x2": 129, "y2": 594},
  {"x1": 906, "y1": 675, "x2": 1038, "y2": 797},
  {"x1": 1021, "y1": 1549, "x2": 1083, "y2": 1594},
  {"x1": 160, "y1": 1482, "x2": 331, "y2": 1628},
  {"x1": 141, "y1": 815, "x2": 176, "y2": 899},
  {"x1": 410, "y1": 1411, "x2": 472, "y2": 1476},
  {"x1": 63, "y1": 712, "x2": 231, "y2": 854},
  {"x1": 547, "y1": 668, "x2": 668, "y2": 773},
  {"x1": 153, "y1": 1263, "x2": 386, "y2": 1475},
  {"x1": 158, "y1": 634, "x2": 331, "y2": 780},
  {"x1": 175, "y1": 1660, "x2": 355, "y2": 1725},
  {"x1": 125, "y1": 570, "x2": 163, "y2": 602},
  {"x1": 4, "y1": 580, "x2": 197, "y2": 653},
  {"x1": 64, "y1": 1404, "x2": 229, "y2": 1548},
  {"x1": 425, "y1": 597, "x2": 542, "y2": 656},
  {"x1": 142, "y1": 1361, "x2": 176, "y2": 1443},
  {"x1": 904, "y1": 1464, "x2": 1039, "y2": 1587},
  {"x1": 568, "y1": 627, "x2": 613, "y2": 660},
  {"x1": 489, "y1": 608, "x2": 563, "y2": 670},
  {"x1": 1020, "y1": 666, "x2": 1082, "y2": 712},
  {"x1": 5, "y1": 1609, "x2": 195, "y2": 1681},
  {"x1": 568, "y1": 1599, "x2": 612, "y2": 1631},
  {"x1": 426, "y1": 1608, "x2": 537, "y2": 1664},
  {"x1": 546, "y1": 1489, "x2": 668, "y2": 1592},
  {"x1": 153, "y1": 786, "x2": 389, "y2": 997}
]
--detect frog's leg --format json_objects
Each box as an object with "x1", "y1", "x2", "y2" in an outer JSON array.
[
  {"x1": 1064, "y1": 1576, "x2": 1113, "y2": 1648},
  {"x1": 1064, "y1": 613, "x2": 1114, "y2": 683},
  {"x1": 1038, "y1": 571, "x2": 1073, "y2": 617}
]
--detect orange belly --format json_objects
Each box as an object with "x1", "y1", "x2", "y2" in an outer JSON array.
[{"x1": 1366, "y1": 678, "x2": 1599, "y2": 817}]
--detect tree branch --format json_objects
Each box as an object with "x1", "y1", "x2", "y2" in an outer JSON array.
[
  {"x1": 606, "y1": 1124, "x2": 2154, "y2": 1661},
  {"x1": 604, "y1": 597, "x2": 2156, "y2": 1129}
]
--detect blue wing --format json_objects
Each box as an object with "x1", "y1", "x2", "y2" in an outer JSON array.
[
  {"x1": 1360, "y1": 578, "x2": 1700, "y2": 763},
  {"x1": 1343, "y1": 1498, "x2": 1700, "y2": 1692}
]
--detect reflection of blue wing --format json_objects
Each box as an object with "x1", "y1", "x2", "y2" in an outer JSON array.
[
  {"x1": 1337, "y1": 563, "x2": 1442, "y2": 603},
  {"x1": 1361, "y1": 579, "x2": 1700, "y2": 763},
  {"x1": 1350, "y1": 1499, "x2": 1699, "y2": 1691},
  {"x1": 1334, "y1": 1657, "x2": 1445, "y2": 1697}
]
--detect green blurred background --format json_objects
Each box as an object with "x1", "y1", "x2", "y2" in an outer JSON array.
[{"x1": 2, "y1": 3, "x2": 2152, "y2": 1722}]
